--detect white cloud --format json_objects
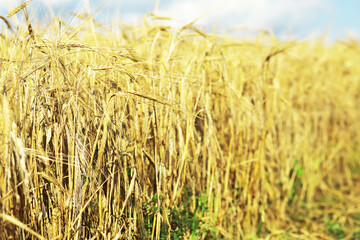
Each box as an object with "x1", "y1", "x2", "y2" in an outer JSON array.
[
  {"x1": 156, "y1": 0, "x2": 332, "y2": 33},
  {"x1": 343, "y1": 29, "x2": 360, "y2": 40},
  {"x1": 37, "y1": 0, "x2": 84, "y2": 6}
]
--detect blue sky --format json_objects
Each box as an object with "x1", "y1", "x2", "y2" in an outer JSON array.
[{"x1": 0, "y1": 0, "x2": 359, "y2": 40}]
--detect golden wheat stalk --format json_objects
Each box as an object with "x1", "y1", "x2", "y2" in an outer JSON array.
[
  {"x1": 0, "y1": 214, "x2": 46, "y2": 240},
  {"x1": 6, "y1": 0, "x2": 31, "y2": 18},
  {"x1": 23, "y1": 6, "x2": 34, "y2": 39},
  {"x1": 58, "y1": 43, "x2": 93, "y2": 49},
  {"x1": 0, "y1": 15, "x2": 12, "y2": 30}
]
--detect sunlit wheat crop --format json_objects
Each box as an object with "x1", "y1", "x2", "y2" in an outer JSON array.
[{"x1": 0, "y1": 3, "x2": 359, "y2": 240}]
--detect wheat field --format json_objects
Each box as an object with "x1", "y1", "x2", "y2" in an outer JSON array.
[{"x1": 0, "y1": 5, "x2": 360, "y2": 240}]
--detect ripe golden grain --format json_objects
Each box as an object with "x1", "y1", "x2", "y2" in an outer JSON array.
[{"x1": 6, "y1": 1, "x2": 31, "y2": 18}]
